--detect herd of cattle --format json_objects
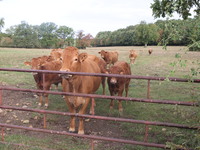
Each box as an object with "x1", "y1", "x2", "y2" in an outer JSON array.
[{"x1": 24, "y1": 46, "x2": 153, "y2": 134}]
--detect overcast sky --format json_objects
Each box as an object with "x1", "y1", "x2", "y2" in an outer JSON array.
[{"x1": 0, "y1": 0, "x2": 180, "y2": 37}]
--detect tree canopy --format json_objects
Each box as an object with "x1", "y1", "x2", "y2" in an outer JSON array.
[{"x1": 151, "y1": 0, "x2": 200, "y2": 19}]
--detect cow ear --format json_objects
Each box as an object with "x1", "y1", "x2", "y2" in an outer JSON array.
[
  {"x1": 78, "y1": 53, "x2": 88, "y2": 62},
  {"x1": 24, "y1": 61, "x2": 31, "y2": 66}
]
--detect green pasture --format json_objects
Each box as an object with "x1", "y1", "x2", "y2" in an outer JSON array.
[{"x1": 0, "y1": 46, "x2": 199, "y2": 150}]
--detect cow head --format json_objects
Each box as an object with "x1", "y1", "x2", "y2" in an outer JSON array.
[
  {"x1": 60, "y1": 47, "x2": 80, "y2": 79},
  {"x1": 98, "y1": 50, "x2": 107, "y2": 59},
  {"x1": 107, "y1": 66, "x2": 124, "y2": 84}
]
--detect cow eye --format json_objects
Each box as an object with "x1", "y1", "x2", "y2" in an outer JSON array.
[{"x1": 74, "y1": 58, "x2": 78, "y2": 61}]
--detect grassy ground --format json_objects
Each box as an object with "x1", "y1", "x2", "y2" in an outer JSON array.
[{"x1": 0, "y1": 46, "x2": 199, "y2": 150}]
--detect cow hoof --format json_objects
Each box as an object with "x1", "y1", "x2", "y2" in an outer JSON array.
[
  {"x1": 78, "y1": 130, "x2": 84, "y2": 135},
  {"x1": 44, "y1": 104, "x2": 48, "y2": 108},
  {"x1": 38, "y1": 103, "x2": 42, "y2": 107},
  {"x1": 89, "y1": 110, "x2": 95, "y2": 115},
  {"x1": 69, "y1": 128, "x2": 75, "y2": 133}
]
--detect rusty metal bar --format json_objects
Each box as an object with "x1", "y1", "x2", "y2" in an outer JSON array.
[
  {"x1": 144, "y1": 125, "x2": 149, "y2": 142},
  {"x1": 0, "y1": 89, "x2": 2, "y2": 106},
  {"x1": 0, "y1": 105, "x2": 199, "y2": 130},
  {"x1": 0, "y1": 68, "x2": 200, "y2": 83},
  {"x1": 43, "y1": 113, "x2": 47, "y2": 129},
  {"x1": 0, "y1": 86, "x2": 198, "y2": 106},
  {"x1": 147, "y1": 80, "x2": 150, "y2": 99},
  {"x1": 91, "y1": 140, "x2": 94, "y2": 150},
  {"x1": 1, "y1": 128, "x2": 4, "y2": 141},
  {"x1": 0, "y1": 123, "x2": 166, "y2": 148}
]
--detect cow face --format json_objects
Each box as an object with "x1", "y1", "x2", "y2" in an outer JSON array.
[
  {"x1": 98, "y1": 50, "x2": 107, "y2": 59},
  {"x1": 60, "y1": 47, "x2": 79, "y2": 79},
  {"x1": 107, "y1": 66, "x2": 123, "y2": 85},
  {"x1": 60, "y1": 47, "x2": 79, "y2": 72}
]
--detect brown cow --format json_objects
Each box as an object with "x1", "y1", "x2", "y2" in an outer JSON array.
[
  {"x1": 60, "y1": 46, "x2": 101, "y2": 134},
  {"x1": 148, "y1": 48, "x2": 153, "y2": 55},
  {"x1": 24, "y1": 57, "x2": 62, "y2": 107},
  {"x1": 98, "y1": 50, "x2": 118, "y2": 68},
  {"x1": 87, "y1": 54, "x2": 107, "y2": 95},
  {"x1": 24, "y1": 55, "x2": 54, "y2": 70},
  {"x1": 107, "y1": 61, "x2": 131, "y2": 115},
  {"x1": 50, "y1": 48, "x2": 63, "y2": 61},
  {"x1": 35, "y1": 60, "x2": 62, "y2": 107},
  {"x1": 129, "y1": 50, "x2": 138, "y2": 64}
]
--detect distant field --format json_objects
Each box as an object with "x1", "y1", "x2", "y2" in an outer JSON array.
[{"x1": 0, "y1": 46, "x2": 199, "y2": 150}]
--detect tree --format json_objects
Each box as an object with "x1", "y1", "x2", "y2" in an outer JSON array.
[
  {"x1": 0, "y1": 18, "x2": 5, "y2": 32},
  {"x1": 56, "y1": 26, "x2": 74, "y2": 47},
  {"x1": 76, "y1": 30, "x2": 93, "y2": 49},
  {"x1": 38, "y1": 22, "x2": 58, "y2": 48},
  {"x1": 6, "y1": 21, "x2": 40, "y2": 48},
  {"x1": 151, "y1": 0, "x2": 200, "y2": 20},
  {"x1": 134, "y1": 21, "x2": 159, "y2": 46}
]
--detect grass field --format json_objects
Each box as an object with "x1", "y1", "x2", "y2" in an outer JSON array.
[{"x1": 0, "y1": 46, "x2": 199, "y2": 150}]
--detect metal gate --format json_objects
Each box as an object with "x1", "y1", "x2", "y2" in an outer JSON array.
[{"x1": 0, "y1": 68, "x2": 199, "y2": 149}]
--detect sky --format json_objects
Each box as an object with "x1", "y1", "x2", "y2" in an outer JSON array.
[{"x1": 0, "y1": 0, "x2": 181, "y2": 37}]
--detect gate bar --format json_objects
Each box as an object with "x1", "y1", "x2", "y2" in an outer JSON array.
[
  {"x1": 0, "y1": 87, "x2": 198, "y2": 106},
  {"x1": 0, "y1": 105, "x2": 199, "y2": 130},
  {"x1": 0, "y1": 68, "x2": 200, "y2": 83},
  {"x1": 0, "y1": 123, "x2": 166, "y2": 148}
]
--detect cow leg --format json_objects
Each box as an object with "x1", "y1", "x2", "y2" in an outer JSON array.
[
  {"x1": 38, "y1": 94, "x2": 43, "y2": 107},
  {"x1": 44, "y1": 84, "x2": 51, "y2": 108},
  {"x1": 37, "y1": 84, "x2": 43, "y2": 107},
  {"x1": 69, "y1": 108, "x2": 76, "y2": 133},
  {"x1": 78, "y1": 98, "x2": 90, "y2": 134},
  {"x1": 89, "y1": 98, "x2": 96, "y2": 115},
  {"x1": 102, "y1": 77, "x2": 106, "y2": 95},
  {"x1": 44, "y1": 95, "x2": 49, "y2": 108},
  {"x1": 125, "y1": 81, "x2": 130, "y2": 105},
  {"x1": 118, "y1": 90, "x2": 124, "y2": 115},
  {"x1": 109, "y1": 91, "x2": 114, "y2": 110},
  {"x1": 64, "y1": 97, "x2": 76, "y2": 133},
  {"x1": 125, "y1": 82, "x2": 129, "y2": 97},
  {"x1": 54, "y1": 83, "x2": 59, "y2": 90}
]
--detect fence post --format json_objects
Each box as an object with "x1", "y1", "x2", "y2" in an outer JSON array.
[
  {"x1": 43, "y1": 113, "x2": 47, "y2": 129},
  {"x1": 42, "y1": 73, "x2": 47, "y2": 129},
  {"x1": 147, "y1": 80, "x2": 150, "y2": 99},
  {"x1": 1, "y1": 128, "x2": 4, "y2": 141},
  {"x1": 0, "y1": 89, "x2": 2, "y2": 106},
  {"x1": 144, "y1": 124, "x2": 149, "y2": 142}
]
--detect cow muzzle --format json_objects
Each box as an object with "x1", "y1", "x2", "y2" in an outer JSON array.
[
  {"x1": 110, "y1": 78, "x2": 117, "y2": 84},
  {"x1": 59, "y1": 69, "x2": 73, "y2": 79}
]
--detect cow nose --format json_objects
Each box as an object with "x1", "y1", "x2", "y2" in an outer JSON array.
[
  {"x1": 110, "y1": 78, "x2": 117, "y2": 84},
  {"x1": 60, "y1": 68, "x2": 72, "y2": 79},
  {"x1": 60, "y1": 68, "x2": 70, "y2": 72}
]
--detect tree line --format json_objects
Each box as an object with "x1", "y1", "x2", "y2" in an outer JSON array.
[
  {"x1": 93, "y1": 16, "x2": 200, "y2": 50},
  {"x1": 0, "y1": 21, "x2": 93, "y2": 49},
  {"x1": 0, "y1": 16, "x2": 199, "y2": 50}
]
